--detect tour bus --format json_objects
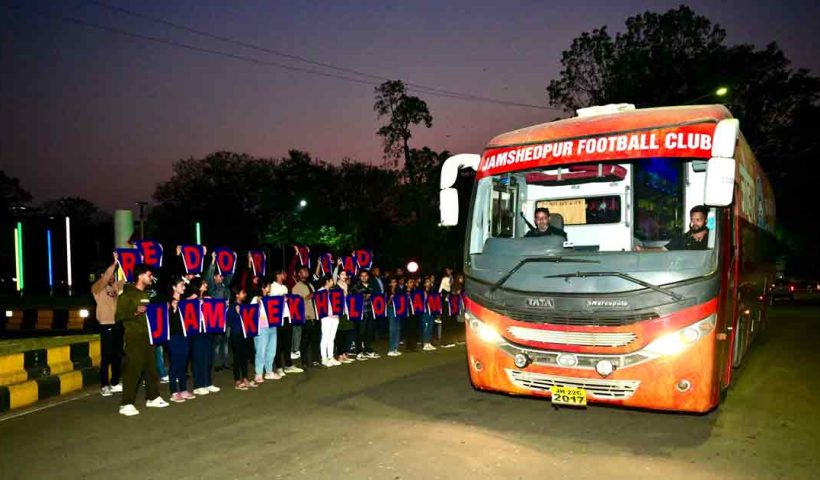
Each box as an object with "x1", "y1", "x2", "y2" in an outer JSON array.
[{"x1": 439, "y1": 104, "x2": 775, "y2": 412}]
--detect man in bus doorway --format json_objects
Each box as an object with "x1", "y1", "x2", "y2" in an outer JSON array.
[
  {"x1": 665, "y1": 205, "x2": 710, "y2": 250},
  {"x1": 525, "y1": 207, "x2": 567, "y2": 239}
]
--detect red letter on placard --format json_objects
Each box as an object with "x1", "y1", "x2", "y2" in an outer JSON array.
[
  {"x1": 120, "y1": 251, "x2": 137, "y2": 280},
  {"x1": 182, "y1": 246, "x2": 203, "y2": 271},
  {"x1": 241, "y1": 305, "x2": 258, "y2": 335},
  {"x1": 142, "y1": 242, "x2": 159, "y2": 267},
  {"x1": 202, "y1": 301, "x2": 225, "y2": 331},
  {"x1": 371, "y1": 295, "x2": 386, "y2": 317},
  {"x1": 329, "y1": 290, "x2": 344, "y2": 316},
  {"x1": 183, "y1": 302, "x2": 200, "y2": 334},
  {"x1": 217, "y1": 251, "x2": 234, "y2": 274}
]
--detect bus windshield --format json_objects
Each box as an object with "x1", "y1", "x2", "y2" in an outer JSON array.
[{"x1": 466, "y1": 157, "x2": 719, "y2": 293}]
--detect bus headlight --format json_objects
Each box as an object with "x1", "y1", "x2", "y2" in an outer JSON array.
[
  {"x1": 643, "y1": 314, "x2": 716, "y2": 357},
  {"x1": 466, "y1": 311, "x2": 504, "y2": 344}
]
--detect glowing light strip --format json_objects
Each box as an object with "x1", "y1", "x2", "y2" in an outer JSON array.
[
  {"x1": 13, "y1": 227, "x2": 22, "y2": 292},
  {"x1": 47, "y1": 229, "x2": 54, "y2": 288},
  {"x1": 65, "y1": 217, "x2": 73, "y2": 288},
  {"x1": 196, "y1": 222, "x2": 202, "y2": 244}
]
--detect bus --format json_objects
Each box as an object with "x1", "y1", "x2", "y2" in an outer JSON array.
[{"x1": 439, "y1": 104, "x2": 776, "y2": 413}]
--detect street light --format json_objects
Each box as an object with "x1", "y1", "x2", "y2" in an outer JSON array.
[
  {"x1": 684, "y1": 86, "x2": 730, "y2": 105},
  {"x1": 298, "y1": 199, "x2": 307, "y2": 208}
]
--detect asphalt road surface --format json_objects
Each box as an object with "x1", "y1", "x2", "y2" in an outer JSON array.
[{"x1": 2, "y1": 303, "x2": 819, "y2": 480}]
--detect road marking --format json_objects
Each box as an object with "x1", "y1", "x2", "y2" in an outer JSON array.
[{"x1": 0, "y1": 390, "x2": 94, "y2": 423}]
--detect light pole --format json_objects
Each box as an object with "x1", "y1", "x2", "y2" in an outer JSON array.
[{"x1": 136, "y1": 201, "x2": 147, "y2": 239}]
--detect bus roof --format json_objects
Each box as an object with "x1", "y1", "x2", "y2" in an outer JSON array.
[{"x1": 487, "y1": 104, "x2": 733, "y2": 149}]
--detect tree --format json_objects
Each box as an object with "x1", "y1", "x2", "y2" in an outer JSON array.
[
  {"x1": 373, "y1": 80, "x2": 433, "y2": 169},
  {"x1": 41, "y1": 197, "x2": 104, "y2": 224},
  {"x1": 0, "y1": 170, "x2": 32, "y2": 220},
  {"x1": 546, "y1": 5, "x2": 820, "y2": 269}
]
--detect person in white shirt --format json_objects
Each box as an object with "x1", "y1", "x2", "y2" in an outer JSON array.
[
  {"x1": 271, "y1": 270, "x2": 302, "y2": 375},
  {"x1": 317, "y1": 275, "x2": 342, "y2": 367}
]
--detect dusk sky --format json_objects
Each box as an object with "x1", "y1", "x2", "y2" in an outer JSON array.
[{"x1": 2, "y1": 0, "x2": 819, "y2": 212}]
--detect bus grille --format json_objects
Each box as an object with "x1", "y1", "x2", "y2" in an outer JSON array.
[
  {"x1": 475, "y1": 299, "x2": 659, "y2": 326},
  {"x1": 506, "y1": 369, "x2": 640, "y2": 400},
  {"x1": 507, "y1": 326, "x2": 637, "y2": 347}
]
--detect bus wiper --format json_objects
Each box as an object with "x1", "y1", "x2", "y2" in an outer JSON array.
[
  {"x1": 490, "y1": 256, "x2": 600, "y2": 294},
  {"x1": 543, "y1": 271, "x2": 685, "y2": 303}
]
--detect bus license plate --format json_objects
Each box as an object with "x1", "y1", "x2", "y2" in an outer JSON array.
[{"x1": 550, "y1": 385, "x2": 587, "y2": 407}]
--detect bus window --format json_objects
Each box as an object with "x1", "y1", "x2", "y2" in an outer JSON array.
[
  {"x1": 634, "y1": 158, "x2": 684, "y2": 245},
  {"x1": 536, "y1": 195, "x2": 621, "y2": 225},
  {"x1": 491, "y1": 175, "x2": 518, "y2": 238}
]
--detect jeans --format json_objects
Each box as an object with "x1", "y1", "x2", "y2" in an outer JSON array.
[
  {"x1": 388, "y1": 311, "x2": 401, "y2": 352},
  {"x1": 155, "y1": 344, "x2": 167, "y2": 377},
  {"x1": 299, "y1": 320, "x2": 321, "y2": 368},
  {"x1": 355, "y1": 314, "x2": 375, "y2": 354},
  {"x1": 335, "y1": 328, "x2": 355, "y2": 356},
  {"x1": 420, "y1": 313, "x2": 434, "y2": 344},
  {"x1": 274, "y1": 323, "x2": 293, "y2": 370},
  {"x1": 100, "y1": 323, "x2": 123, "y2": 387},
  {"x1": 291, "y1": 325, "x2": 302, "y2": 354},
  {"x1": 230, "y1": 333, "x2": 249, "y2": 381},
  {"x1": 320, "y1": 316, "x2": 339, "y2": 360},
  {"x1": 191, "y1": 334, "x2": 213, "y2": 388},
  {"x1": 213, "y1": 330, "x2": 230, "y2": 368},
  {"x1": 167, "y1": 335, "x2": 190, "y2": 394},
  {"x1": 254, "y1": 327, "x2": 277, "y2": 376}
]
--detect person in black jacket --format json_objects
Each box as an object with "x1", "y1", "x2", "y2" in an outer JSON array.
[{"x1": 351, "y1": 269, "x2": 380, "y2": 359}]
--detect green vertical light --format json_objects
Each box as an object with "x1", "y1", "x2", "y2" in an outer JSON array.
[
  {"x1": 195, "y1": 222, "x2": 202, "y2": 244},
  {"x1": 16, "y1": 222, "x2": 24, "y2": 291}
]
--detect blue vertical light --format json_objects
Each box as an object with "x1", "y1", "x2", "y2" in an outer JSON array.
[{"x1": 47, "y1": 229, "x2": 54, "y2": 288}]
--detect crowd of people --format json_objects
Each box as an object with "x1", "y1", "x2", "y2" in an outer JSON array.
[{"x1": 91, "y1": 248, "x2": 465, "y2": 416}]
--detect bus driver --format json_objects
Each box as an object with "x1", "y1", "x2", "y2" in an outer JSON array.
[{"x1": 524, "y1": 207, "x2": 568, "y2": 239}]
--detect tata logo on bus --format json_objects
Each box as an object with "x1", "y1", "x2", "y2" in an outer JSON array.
[
  {"x1": 586, "y1": 299, "x2": 629, "y2": 308},
  {"x1": 526, "y1": 298, "x2": 555, "y2": 308}
]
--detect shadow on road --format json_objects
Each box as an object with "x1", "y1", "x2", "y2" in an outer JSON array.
[{"x1": 321, "y1": 350, "x2": 719, "y2": 458}]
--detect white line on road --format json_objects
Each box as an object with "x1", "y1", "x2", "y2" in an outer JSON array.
[{"x1": 0, "y1": 390, "x2": 95, "y2": 423}]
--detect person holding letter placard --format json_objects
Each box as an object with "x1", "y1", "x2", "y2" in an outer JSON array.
[{"x1": 117, "y1": 264, "x2": 168, "y2": 416}]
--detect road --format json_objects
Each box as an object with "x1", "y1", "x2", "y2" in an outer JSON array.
[{"x1": 1, "y1": 303, "x2": 819, "y2": 480}]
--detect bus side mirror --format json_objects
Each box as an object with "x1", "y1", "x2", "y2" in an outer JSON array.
[
  {"x1": 704, "y1": 157, "x2": 736, "y2": 207},
  {"x1": 440, "y1": 154, "x2": 480, "y2": 189},
  {"x1": 439, "y1": 154, "x2": 479, "y2": 226},
  {"x1": 440, "y1": 188, "x2": 459, "y2": 226}
]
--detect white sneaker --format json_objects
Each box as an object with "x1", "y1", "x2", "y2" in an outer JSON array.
[
  {"x1": 109, "y1": 383, "x2": 123, "y2": 393},
  {"x1": 100, "y1": 386, "x2": 112, "y2": 397},
  {"x1": 283, "y1": 366, "x2": 304, "y2": 373},
  {"x1": 356, "y1": 353, "x2": 367, "y2": 361},
  {"x1": 207, "y1": 385, "x2": 221, "y2": 393},
  {"x1": 387, "y1": 351, "x2": 402, "y2": 357},
  {"x1": 290, "y1": 351, "x2": 301, "y2": 359},
  {"x1": 264, "y1": 372, "x2": 276, "y2": 380},
  {"x1": 193, "y1": 387, "x2": 210, "y2": 396},
  {"x1": 366, "y1": 352, "x2": 381, "y2": 359},
  {"x1": 159, "y1": 376, "x2": 170, "y2": 384},
  {"x1": 423, "y1": 343, "x2": 437, "y2": 351},
  {"x1": 275, "y1": 368, "x2": 286, "y2": 376},
  {"x1": 321, "y1": 358, "x2": 333, "y2": 367},
  {"x1": 442, "y1": 343, "x2": 456, "y2": 348},
  {"x1": 146, "y1": 396, "x2": 169, "y2": 408},
  {"x1": 329, "y1": 359, "x2": 342, "y2": 366},
  {"x1": 119, "y1": 404, "x2": 139, "y2": 416}
]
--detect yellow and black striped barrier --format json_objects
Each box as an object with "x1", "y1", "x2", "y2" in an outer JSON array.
[{"x1": 0, "y1": 340, "x2": 101, "y2": 412}]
